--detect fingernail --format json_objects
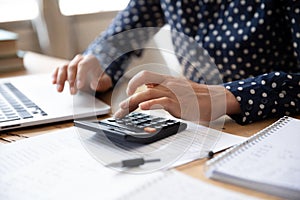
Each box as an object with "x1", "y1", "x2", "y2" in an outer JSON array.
[
  {"x1": 90, "y1": 81, "x2": 98, "y2": 90},
  {"x1": 57, "y1": 84, "x2": 62, "y2": 92},
  {"x1": 119, "y1": 100, "x2": 129, "y2": 109},
  {"x1": 70, "y1": 87, "x2": 76, "y2": 95},
  {"x1": 113, "y1": 110, "x2": 123, "y2": 118},
  {"x1": 126, "y1": 88, "x2": 133, "y2": 96},
  {"x1": 138, "y1": 103, "x2": 146, "y2": 110},
  {"x1": 76, "y1": 80, "x2": 83, "y2": 89}
]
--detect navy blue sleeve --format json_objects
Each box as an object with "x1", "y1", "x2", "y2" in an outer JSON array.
[
  {"x1": 224, "y1": 2, "x2": 300, "y2": 125},
  {"x1": 83, "y1": 0, "x2": 165, "y2": 85},
  {"x1": 224, "y1": 72, "x2": 300, "y2": 124},
  {"x1": 284, "y1": 0, "x2": 300, "y2": 62}
]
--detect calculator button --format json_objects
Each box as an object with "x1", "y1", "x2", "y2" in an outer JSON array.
[
  {"x1": 143, "y1": 123, "x2": 151, "y2": 127},
  {"x1": 150, "y1": 122, "x2": 158, "y2": 126},
  {"x1": 132, "y1": 121, "x2": 140, "y2": 125}
]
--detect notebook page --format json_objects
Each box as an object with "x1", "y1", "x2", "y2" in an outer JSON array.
[{"x1": 214, "y1": 118, "x2": 300, "y2": 190}]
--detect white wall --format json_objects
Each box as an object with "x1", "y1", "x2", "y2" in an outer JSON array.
[{"x1": 73, "y1": 12, "x2": 117, "y2": 52}]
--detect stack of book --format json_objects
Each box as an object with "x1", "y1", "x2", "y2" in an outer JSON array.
[{"x1": 0, "y1": 29, "x2": 25, "y2": 72}]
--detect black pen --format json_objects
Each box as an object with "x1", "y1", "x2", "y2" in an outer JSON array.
[
  {"x1": 207, "y1": 151, "x2": 215, "y2": 159},
  {"x1": 207, "y1": 147, "x2": 232, "y2": 159},
  {"x1": 106, "y1": 158, "x2": 161, "y2": 168}
]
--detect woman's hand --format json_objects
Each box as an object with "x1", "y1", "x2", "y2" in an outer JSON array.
[
  {"x1": 52, "y1": 54, "x2": 112, "y2": 94},
  {"x1": 114, "y1": 71, "x2": 240, "y2": 123}
]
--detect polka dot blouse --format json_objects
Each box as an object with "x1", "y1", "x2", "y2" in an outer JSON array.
[{"x1": 84, "y1": 0, "x2": 300, "y2": 125}]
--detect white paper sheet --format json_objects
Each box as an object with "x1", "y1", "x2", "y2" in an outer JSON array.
[
  {"x1": 171, "y1": 123, "x2": 245, "y2": 167},
  {"x1": 119, "y1": 170, "x2": 259, "y2": 200},
  {"x1": 0, "y1": 128, "x2": 162, "y2": 200},
  {"x1": 0, "y1": 127, "x2": 254, "y2": 200},
  {"x1": 75, "y1": 110, "x2": 246, "y2": 170}
]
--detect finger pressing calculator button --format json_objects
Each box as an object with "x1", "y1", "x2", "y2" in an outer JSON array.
[{"x1": 144, "y1": 127, "x2": 157, "y2": 133}]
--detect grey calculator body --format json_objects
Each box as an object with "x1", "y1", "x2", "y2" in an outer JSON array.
[{"x1": 74, "y1": 112, "x2": 187, "y2": 144}]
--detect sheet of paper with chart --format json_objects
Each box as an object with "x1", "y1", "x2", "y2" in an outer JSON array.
[
  {"x1": 0, "y1": 127, "x2": 255, "y2": 200},
  {"x1": 0, "y1": 128, "x2": 161, "y2": 200}
]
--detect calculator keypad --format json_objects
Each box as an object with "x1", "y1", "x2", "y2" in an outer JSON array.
[{"x1": 112, "y1": 112, "x2": 179, "y2": 133}]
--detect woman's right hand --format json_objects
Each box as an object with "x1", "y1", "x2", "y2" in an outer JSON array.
[{"x1": 52, "y1": 54, "x2": 113, "y2": 94}]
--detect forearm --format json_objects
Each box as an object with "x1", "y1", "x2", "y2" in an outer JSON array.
[{"x1": 225, "y1": 88, "x2": 241, "y2": 115}]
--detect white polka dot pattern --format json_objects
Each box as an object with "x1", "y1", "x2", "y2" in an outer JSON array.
[{"x1": 83, "y1": 0, "x2": 300, "y2": 124}]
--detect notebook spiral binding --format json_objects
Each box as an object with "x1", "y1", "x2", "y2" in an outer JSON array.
[{"x1": 205, "y1": 116, "x2": 291, "y2": 171}]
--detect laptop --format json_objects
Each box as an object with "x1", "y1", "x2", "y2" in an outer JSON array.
[{"x1": 0, "y1": 74, "x2": 111, "y2": 131}]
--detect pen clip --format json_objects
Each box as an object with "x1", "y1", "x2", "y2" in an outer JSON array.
[{"x1": 106, "y1": 157, "x2": 161, "y2": 168}]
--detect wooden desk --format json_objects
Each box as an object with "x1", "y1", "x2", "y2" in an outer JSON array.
[{"x1": 1, "y1": 51, "x2": 295, "y2": 199}]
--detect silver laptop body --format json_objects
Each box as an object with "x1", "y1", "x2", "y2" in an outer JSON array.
[{"x1": 0, "y1": 74, "x2": 110, "y2": 131}]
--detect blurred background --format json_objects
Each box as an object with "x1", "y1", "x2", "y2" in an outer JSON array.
[
  {"x1": 0, "y1": 0, "x2": 129, "y2": 59},
  {"x1": 0, "y1": 0, "x2": 181, "y2": 76}
]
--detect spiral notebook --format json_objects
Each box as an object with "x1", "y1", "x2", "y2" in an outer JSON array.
[{"x1": 205, "y1": 116, "x2": 300, "y2": 200}]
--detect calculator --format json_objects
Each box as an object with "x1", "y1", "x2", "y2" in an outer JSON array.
[{"x1": 74, "y1": 112, "x2": 187, "y2": 144}]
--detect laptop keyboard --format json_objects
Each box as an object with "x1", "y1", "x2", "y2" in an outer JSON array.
[{"x1": 0, "y1": 82, "x2": 47, "y2": 123}]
